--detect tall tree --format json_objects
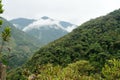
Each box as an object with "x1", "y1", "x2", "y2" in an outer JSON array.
[{"x1": 0, "y1": 0, "x2": 11, "y2": 80}]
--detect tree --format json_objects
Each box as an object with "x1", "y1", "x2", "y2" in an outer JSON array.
[
  {"x1": 102, "y1": 59, "x2": 120, "y2": 80},
  {"x1": 0, "y1": 0, "x2": 11, "y2": 80}
]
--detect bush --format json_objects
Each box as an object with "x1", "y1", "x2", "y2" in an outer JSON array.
[{"x1": 102, "y1": 59, "x2": 120, "y2": 80}]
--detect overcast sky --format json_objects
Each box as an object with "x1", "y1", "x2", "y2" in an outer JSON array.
[{"x1": 1, "y1": 0, "x2": 120, "y2": 25}]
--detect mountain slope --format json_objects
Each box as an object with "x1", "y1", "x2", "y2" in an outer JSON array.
[
  {"x1": 8, "y1": 9, "x2": 120, "y2": 79},
  {"x1": 10, "y1": 16, "x2": 77, "y2": 45},
  {"x1": 25, "y1": 9, "x2": 120, "y2": 70},
  {"x1": 22, "y1": 16, "x2": 76, "y2": 32},
  {"x1": 10, "y1": 18, "x2": 35, "y2": 30},
  {"x1": 0, "y1": 18, "x2": 40, "y2": 68}
]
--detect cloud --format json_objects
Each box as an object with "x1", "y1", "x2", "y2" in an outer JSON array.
[{"x1": 2, "y1": 0, "x2": 120, "y2": 25}]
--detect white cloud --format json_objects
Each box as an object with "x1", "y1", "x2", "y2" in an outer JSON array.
[
  {"x1": 23, "y1": 18, "x2": 64, "y2": 32},
  {"x1": 22, "y1": 17, "x2": 77, "y2": 32},
  {"x1": 2, "y1": 0, "x2": 120, "y2": 25}
]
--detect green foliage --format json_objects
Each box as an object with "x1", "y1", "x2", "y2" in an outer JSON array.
[
  {"x1": 67, "y1": 60, "x2": 95, "y2": 75},
  {"x1": 0, "y1": 17, "x2": 42, "y2": 68},
  {"x1": 25, "y1": 9, "x2": 120, "y2": 72},
  {"x1": 0, "y1": 20, "x2": 2, "y2": 25},
  {"x1": 2, "y1": 27, "x2": 11, "y2": 42},
  {"x1": 9, "y1": 9, "x2": 120, "y2": 79},
  {"x1": 0, "y1": 0, "x2": 11, "y2": 66},
  {"x1": 7, "y1": 68, "x2": 27, "y2": 80},
  {"x1": 102, "y1": 59, "x2": 120, "y2": 80},
  {"x1": 36, "y1": 60, "x2": 97, "y2": 80},
  {"x1": 0, "y1": 0, "x2": 3, "y2": 14},
  {"x1": 25, "y1": 60, "x2": 95, "y2": 80}
]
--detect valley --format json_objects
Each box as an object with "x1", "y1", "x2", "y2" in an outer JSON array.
[
  {"x1": 1, "y1": 0, "x2": 120, "y2": 79},
  {"x1": 7, "y1": 9, "x2": 120, "y2": 79}
]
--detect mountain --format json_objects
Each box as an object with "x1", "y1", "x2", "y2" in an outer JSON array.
[
  {"x1": 7, "y1": 9, "x2": 120, "y2": 79},
  {"x1": 22, "y1": 16, "x2": 77, "y2": 32},
  {"x1": 0, "y1": 17, "x2": 41, "y2": 68},
  {"x1": 10, "y1": 18, "x2": 35, "y2": 30},
  {"x1": 10, "y1": 16, "x2": 77, "y2": 45}
]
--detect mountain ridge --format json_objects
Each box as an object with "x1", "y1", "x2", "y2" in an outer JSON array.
[
  {"x1": 10, "y1": 16, "x2": 77, "y2": 32},
  {"x1": 10, "y1": 16, "x2": 77, "y2": 45},
  {"x1": 7, "y1": 9, "x2": 120, "y2": 80},
  {"x1": 24, "y1": 9, "x2": 120, "y2": 70}
]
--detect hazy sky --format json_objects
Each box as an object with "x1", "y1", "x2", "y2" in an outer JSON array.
[{"x1": 2, "y1": 0, "x2": 120, "y2": 25}]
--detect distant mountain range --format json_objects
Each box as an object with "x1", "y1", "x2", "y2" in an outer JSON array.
[
  {"x1": 0, "y1": 17, "x2": 77, "y2": 68},
  {"x1": 10, "y1": 18, "x2": 35, "y2": 30},
  {"x1": 10, "y1": 16, "x2": 77, "y2": 45}
]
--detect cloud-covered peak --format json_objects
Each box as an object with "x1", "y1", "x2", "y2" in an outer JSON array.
[
  {"x1": 41, "y1": 16, "x2": 50, "y2": 20},
  {"x1": 12, "y1": 16, "x2": 77, "y2": 32}
]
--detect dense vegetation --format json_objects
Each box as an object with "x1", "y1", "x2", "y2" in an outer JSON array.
[
  {"x1": 8, "y1": 9, "x2": 120, "y2": 79},
  {"x1": 0, "y1": 18, "x2": 41, "y2": 68},
  {"x1": 0, "y1": 1, "x2": 10, "y2": 79},
  {"x1": 10, "y1": 17, "x2": 71, "y2": 46},
  {"x1": 7, "y1": 59, "x2": 120, "y2": 80}
]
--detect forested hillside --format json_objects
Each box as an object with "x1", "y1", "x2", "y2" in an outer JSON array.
[
  {"x1": 10, "y1": 17, "x2": 77, "y2": 45},
  {"x1": 8, "y1": 9, "x2": 120, "y2": 79},
  {"x1": 0, "y1": 17, "x2": 41, "y2": 68}
]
